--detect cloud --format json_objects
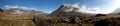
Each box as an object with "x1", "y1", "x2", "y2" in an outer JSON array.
[
  {"x1": 98, "y1": 0, "x2": 120, "y2": 14},
  {"x1": 4, "y1": 5, "x2": 41, "y2": 14},
  {"x1": 91, "y1": 7, "x2": 100, "y2": 12},
  {"x1": 5, "y1": 5, "x2": 19, "y2": 9},
  {"x1": 63, "y1": 4, "x2": 74, "y2": 12},
  {"x1": 71, "y1": 3, "x2": 79, "y2": 8},
  {"x1": 109, "y1": 0, "x2": 120, "y2": 13},
  {"x1": 77, "y1": 5, "x2": 100, "y2": 14},
  {"x1": 64, "y1": 8, "x2": 73, "y2": 12},
  {"x1": 4, "y1": 5, "x2": 39, "y2": 11},
  {"x1": 71, "y1": 3, "x2": 101, "y2": 14},
  {"x1": 78, "y1": 8, "x2": 100, "y2": 14},
  {"x1": 19, "y1": 6, "x2": 29, "y2": 9},
  {"x1": 12, "y1": 9, "x2": 23, "y2": 14},
  {"x1": 63, "y1": 4, "x2": 100, "y2": 14},
  {"x1": 112, "y1": 8, "x2": 120, "y2": 14},
  {"x1": 81, "y1": 5, "x2": 86, "y2": 9}
]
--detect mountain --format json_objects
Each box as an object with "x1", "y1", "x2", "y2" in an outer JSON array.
[
  {"x1": 48, "y1": 4, "x2": 96, "y2": 23},
  {"x1": 3, "y1": 7, "x2": 48, "y2": 15},
  {"x1": 48, "y1": 4, "x2": 120, "y2": 26},
  {"x1": 0, "y1": 8, "x2": 48, "y2": 26},
  {"x1": 50, "y1": 4, "x2": 95, "y2": 16}
]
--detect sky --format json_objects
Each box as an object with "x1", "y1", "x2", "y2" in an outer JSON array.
[{"x1": 0, "y1": 0, "x2": 120, "y2": 14}]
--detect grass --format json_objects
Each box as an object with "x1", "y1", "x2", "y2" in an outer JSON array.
[
  {"x1": 0, "y1": 13, "x2": 36, "y2": 26},
  {"x1": 50, "y1": 23, "x2": 82, "y2": 26},
  {"x1": 0, "y1": 20, "x2": 35, "y2": 26}
]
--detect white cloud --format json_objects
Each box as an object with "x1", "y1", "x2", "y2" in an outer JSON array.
[
  {"x1": 4, "y1": 5, "x2": 39, "y2": 11},
  {"x1": 110, "y1": 0, "x2": 120, "y2": 13},
  {"x1": 71, "y1": 3, "x2": 79, "y2": 8},
  {"x1": 64, "y1": 8, "x2": 73, "y2": 12},
  {"x1": 98, "y1": 0, "x2": 120, "y2": 14},
  {"x1": 29, "y1": 8, "x2": 40, "y2": 11},
  {"x1": 77, "y1": 5, "x2": 100, "y2": 14},
  {"x1": 4, "y1": 5, "x2": 41, "y2": 14},
  {"x1": 20, "y1": 6, "x2": 29, "y2": 9},
  {"x1": 63, "y1": 3, "x2": 79, "y2": 12},
  {"x1": 81, "y1": 5, "x2": 86, "y2": 9},
  {"x1": 71, "y1": 3, "x2": 101, "y2": 14},
  {"x1": 63, "y1": 4, "x2": 100, "y2": 14},
  {"x1": 5, "y1": 5, "x2": 19, "y2": 9},
  {"x1": 12, "y1": 10, "x2": 23, "y2": 14},
  {"x1": 92, "y1": 8, "x2": 100, "y2": 12}
]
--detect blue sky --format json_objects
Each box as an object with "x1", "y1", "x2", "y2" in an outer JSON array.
[{"x1": 0, "y1": 0, "x2": 120, "y2": 14}]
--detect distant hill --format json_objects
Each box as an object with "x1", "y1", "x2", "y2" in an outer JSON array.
[
  {"x1": 0, "y1": 8, "x2": 48, "y2": 26},
  {"x1": 2, "y1": 7, "x2": 48, "y2": 15}
]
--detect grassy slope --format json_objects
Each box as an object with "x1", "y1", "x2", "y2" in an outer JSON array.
[
  {"x1": 48, "y1": 14, "x2": 120, "y2": 26},
  {"x1": 0, "y1": 13, "x2": 36, "y2": 26}
]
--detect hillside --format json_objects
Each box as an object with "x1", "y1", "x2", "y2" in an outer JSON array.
[
  {"x1": 1, "y1": 4, "x2": 120, "y2": 26},
  {"x1": 48, "y1": 4, "x2": 120, "y2": 26},
  {"x1": 0, "y1": 8, "x2": 48, "y2": 26}
]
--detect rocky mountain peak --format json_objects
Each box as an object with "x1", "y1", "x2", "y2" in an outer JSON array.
[{"x1": 49, "y1": 4, "x2": 95, "y2": 18}]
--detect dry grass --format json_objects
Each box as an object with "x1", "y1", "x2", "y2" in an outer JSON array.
[
  {"x1": 0, "y1": 13, "x2": 36, "y2": 26},
  {"x1": 0, "y1": 20, "x2": 35, "y2": 26}
]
